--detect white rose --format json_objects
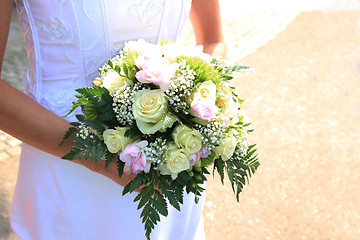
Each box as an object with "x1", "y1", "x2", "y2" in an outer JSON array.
[
  {"x1": 103, "y1": 127, "x2": 132, "y2": 153},
  {"x1": 157, "y1": 143, "x2": 190, "y2": 180},
  {"x1": 101, "y1": 71, "x2": 133, "y2": 92},
  {"x1": 221, "y1": 99, "x2": 241, "y2": 119},
  {"x1": 214, "y1": 130, "x2": 237, "y2": 161},
  {"x1": 187, "y1": 81, "x2": 217, "y2": 106},
  {"x1": 216, "y1": 83, "x2": 233, "y2": 106},
  {"x1": 172, "y1": 125, "x2": 202, "y2": 154},
  {"x1": 132, "y1": 89, "x2": 176, "y2": 134}
]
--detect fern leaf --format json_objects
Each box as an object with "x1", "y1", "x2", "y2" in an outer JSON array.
[
  {"x1": 63, "y1": 97, "x2": 88, "y2": 118},
  {"x1": 117, "y1": 160, "x2": 124, "y2": 178},
  {"x1": 153, "y1": 190, "x2": 168, "y2": 216},
  {"x1": 60, "y1": 127, "x2": 78, "y2": 146},
  {"x1": 104, "y1": 151, "x2": 115, "y2": 169},
  {"x1": 201, "y1": 150, "x2": 216, "y2": 167}
]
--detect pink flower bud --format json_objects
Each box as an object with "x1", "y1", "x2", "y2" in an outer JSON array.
[{"x1": 119, "y1": 140, "x2": 150, "y2": 175}]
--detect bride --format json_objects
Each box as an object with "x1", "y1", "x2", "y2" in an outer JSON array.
[{"x1": 0, "y1": 0, "x2": 226, "y2": 239}]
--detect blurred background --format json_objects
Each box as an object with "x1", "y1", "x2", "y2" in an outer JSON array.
[{"x1": 1, "y1": 0, "x2": 360, "y2": 239}]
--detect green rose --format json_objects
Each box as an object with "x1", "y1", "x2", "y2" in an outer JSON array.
[
  {"x1": 103, "y1": 127, "x2": 132, "y2": 153},
  {"x1": 157, "y1": 143, "x2": 190, "y2": 180},
  {"x1": 172, "y1": 125, "x2": 202, "y2": 154},
  {"x1": 133, "y1": 89, "x2": 176, "y2": 134}
]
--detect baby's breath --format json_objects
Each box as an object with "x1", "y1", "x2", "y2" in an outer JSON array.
[
  {"x1": 111, "y1": 82, "x2": 144, "y2": 125},
  {"x1": 165, "y1": 60, "x2": 196, "y2": 114},
  {"x1": 234, "y1": 127, "x2": 250, "y2": 154},
  {"x1": 143, "y1": 138, "x2": 168, "y2": 164},
  {"x1": 76, "y1": 124, "x2": 97, "y2": 140},
  {"x1": 193, "y1": 114, "x2": 227, "y2": 150}
]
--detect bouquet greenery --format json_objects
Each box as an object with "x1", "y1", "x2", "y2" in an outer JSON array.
[{"x1": 62, "y1": 39, "x2": 259, "y2": 239}]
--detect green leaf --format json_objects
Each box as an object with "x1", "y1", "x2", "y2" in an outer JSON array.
[
  {"x1": 136, "y1": 192, "x2": 150, "y2": 210},
  {"x1": 108, "y1": 59, "x2": 114, "y2": 68},
  {"x1": 117, "y1": 160, "x2": 124, "y2": 178},
  {"x1": 104, "y1": 151, "x2": 115, "y2": 169},
  {"x1": 115, "y1": 65, "x2": 121, "y2": 75},
  {"x1": 201, "y1": 150, "x2": 216, "y2": 167},
  {"x1": 60, "y1": 127, "x2": 78, "y2": 146},
  {"x1": 84, "y1": 119, "x2": 105, "y2": 133},
  {"x1": 214, "y1": 158, "x2": 225, "y2": 184},
  {"x1": 94, "y1": 144, "x2": 105, "y2": 162},
  {"x1": 62, "y1": 97, "x2": 88, "y2": 118},
  {"x1": 122, "y1": 63, "x2": 129, "y2": 77},
  {"x1": 124, "y1": 124, "x2": 142, "y2": 139},
  {"x1": 153, "y1": 191, "x2": 168, "y2": 216},
  {"x1": 129, "y1": 173, "x2": 147, "y2": 193},
  {"x1": 61, "y1": 147, "x2": 80, "y2": 160},
  {"x1": 163, "y1": 189, "x2": 180, "y2": 211}
]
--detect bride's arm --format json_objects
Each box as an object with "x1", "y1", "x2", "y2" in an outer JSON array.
[
  {"x1": 190, "y1": 0, "x2": 227, "y2": 57},
  {"x1": 0, "y1": 0, "x2": 136, "y2": 189}
]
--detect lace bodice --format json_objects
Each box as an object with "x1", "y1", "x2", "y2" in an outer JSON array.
[{"x1": 15, "y1": 0, "x2": 191, "y2": 121}]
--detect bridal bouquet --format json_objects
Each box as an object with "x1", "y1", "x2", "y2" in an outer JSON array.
[{"x1": 62, "y1": 39, "x2": 259, "y2": 239}]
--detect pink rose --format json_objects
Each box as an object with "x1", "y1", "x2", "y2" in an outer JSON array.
[
  {"x1": 135, "y1": 56, "x2": 175, "y2": 91},
  {"x1": 119, "y1": 140, "x2": 151, "y2": 175},
  {"x1": 189, "y1": 102, "x2": 218, "y2": 121}
]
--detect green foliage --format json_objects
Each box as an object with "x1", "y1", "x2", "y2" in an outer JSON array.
[
  {"x1": 214, "y1": 158, "x2": 225, "y2": 184},
  {"x1": 122, "y1": 62, "x2": 138, "y2": 81},
  {"x1": 177, "y1": 56, "x2": 221, "y2": 84},
  {"x1": 224, "y1": 144, "x2": 259, "y2": 202},
  {"x1": 77, "y1": 87, "x2": 117, "y2": 127},
  {"x1": 63, "y1": 97, "x2": 88, "y2": 118},
  {"x1": 213, "y1": 62, "x2": 251, "y2": 82},
  {"x1": 60, "y1": 126, "x2": 78, "y2": 146},
  {"x1": 61, "y1": 133, "x2": 109, "y2": 163},
  {"x1": 201, "y1": 151, "x2": 217, "y2": 167},
  {"x1": 121, "y1": 167, "x2": 209, "y2": 240},
  {"x1": 62, "y1": 86, "x2": 117, "y2": 127},
  {"x1": 124, "y1": 123, "x2": 143, "y2": 140},
  {"x1": 104, "y1": 151, "x2": 115, "y2": 169},
  {"x1": 117, "y1": 160, "x2": 125, "y2": 178}
]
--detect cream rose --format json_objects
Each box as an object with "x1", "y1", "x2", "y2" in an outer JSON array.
[
  {"x1": 187, "y1": 81, "x2": 217, "y2": 105},
  {"x1": 172, "y1": 125, "x2": 202, "y2": 154},
  {"x1": 157, "y1": 143, "x2": 191, "y2": 179},
  {"x1": 221, "y1": 99, "x2": 241, "y2": 119},
  {"x1": 214, "y1": 131, "x2": 238, "y2": 161},
  {"x1": 216, "y1": 83, "x2": 233, "y2": 107},
  {"x1": 132, "y1": 89, "x2": 176, "y2": 134},
  {"x1": 103, "y1": 127, "x2": 132, "y2": 153},
  {"x1": 101, "y1": 71, "x2": 133, "y2": 92}
]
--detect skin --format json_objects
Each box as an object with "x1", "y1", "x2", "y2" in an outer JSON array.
[{"x1": 0, "y1": 0, "x2": 226, "y2": 190}]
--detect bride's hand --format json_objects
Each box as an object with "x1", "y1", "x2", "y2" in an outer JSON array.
[{"x1": 72, "y1": 156, "x2": 143, "y2": 192}]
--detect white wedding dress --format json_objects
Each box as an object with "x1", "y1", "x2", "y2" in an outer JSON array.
[{"x1": 11, "y1": 0, "x2": 206, "y2": 239}]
